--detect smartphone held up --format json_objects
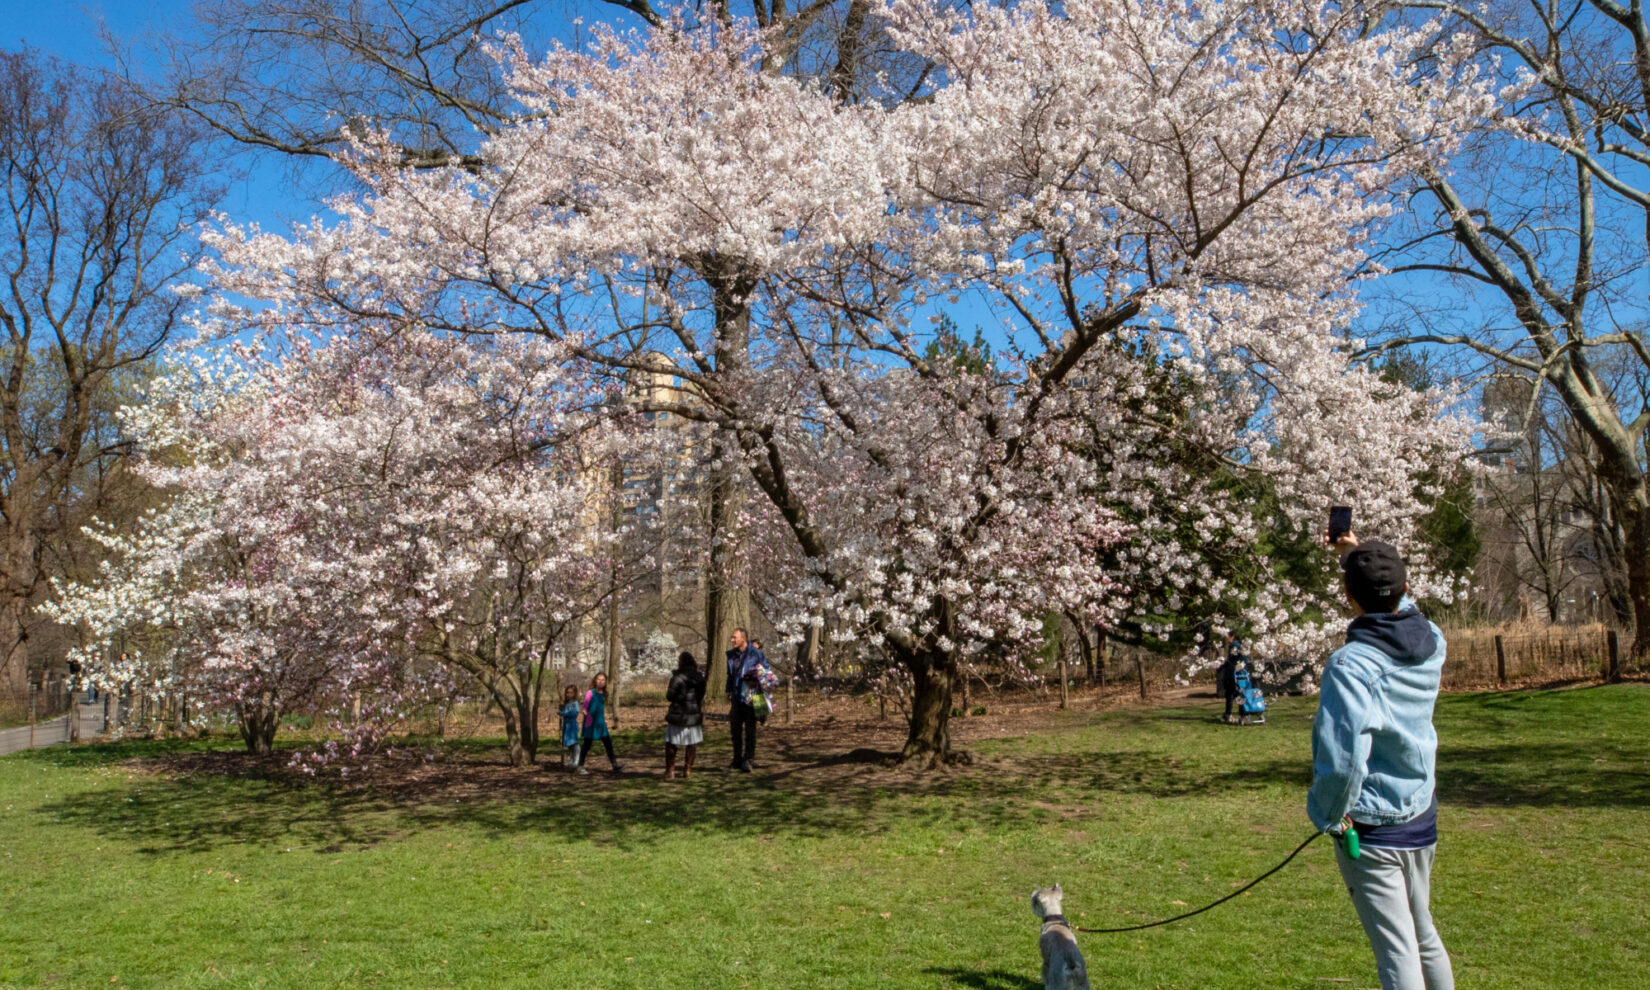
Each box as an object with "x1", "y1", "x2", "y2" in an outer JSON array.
[{"x1": 1327, "y1": 506, "x2": 1352, "y2": 545}]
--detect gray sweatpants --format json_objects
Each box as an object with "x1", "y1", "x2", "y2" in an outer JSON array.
[{"x1": 1334, "y1": 842, "x2": 1454, "y2": 990}]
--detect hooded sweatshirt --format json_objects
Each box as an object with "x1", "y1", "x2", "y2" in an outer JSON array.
[{"x1": 1307, "y1": 602, "x2": 1446, "y2": 846}]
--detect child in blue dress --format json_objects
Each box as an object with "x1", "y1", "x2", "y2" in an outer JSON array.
[
  {"x1": 580, "y1": 672, "x2": 622, "y2": 773},
  {"x1": 559, "y1": 684, "x2": 586, "y2": 775}
]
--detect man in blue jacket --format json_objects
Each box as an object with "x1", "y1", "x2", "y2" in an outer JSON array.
[
  {"x1": 724, "y1": 628, "x2": 767, "y2": 773},
  {"x1": 1309, "y1": 535, "x2": 1453, "y2": 990}
]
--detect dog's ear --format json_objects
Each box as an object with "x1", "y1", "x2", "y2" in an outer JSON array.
[{"x1": 1054, "y1": 883, "x2": 1063, "y2": 895}]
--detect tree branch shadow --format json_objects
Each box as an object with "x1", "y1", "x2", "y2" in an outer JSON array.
[{"x1": 27, "y1": 689, "x2": 1649, "y2": 856}]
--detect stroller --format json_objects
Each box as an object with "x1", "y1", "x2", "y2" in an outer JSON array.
[{"x1": 1230, "y1": 663, "x2": 1267, "y2": 725}]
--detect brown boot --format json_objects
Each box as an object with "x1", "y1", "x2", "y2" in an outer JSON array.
[
  {"x1": 664, "y1": 743, "x2": 677, "y2": 779},
  {"x1": 682, "y1": 744, "x2": 696, "y2": 778}
]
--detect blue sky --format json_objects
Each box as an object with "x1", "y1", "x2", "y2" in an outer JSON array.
[
  {"x1": 5, "y1": 1, "x2": 304, "y2": 227},
  {"x1": 0, "y1": 1, "x2": 639, "y2": 229},
  {"x1": 1, "y1": 2, "x2": 181, "y2": 64}
]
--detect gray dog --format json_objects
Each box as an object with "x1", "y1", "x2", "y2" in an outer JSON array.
[{"x1": 1031, "y1": 885, "x2": 1092, "y2": 990}]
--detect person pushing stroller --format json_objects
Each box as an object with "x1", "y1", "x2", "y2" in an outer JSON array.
[{"x1": 1218, "y1": 631, "x2": 1265, "y2": 724}]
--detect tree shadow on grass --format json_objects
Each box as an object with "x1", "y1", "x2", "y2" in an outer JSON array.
[
  {"x1": 27, "y1": 694, "x2": 1649, "y2": 856},
  {"x1": 4, "y1": 735, "x2": 217, "y2": 767},
  {"x1": 991, "y1": 740, "x2": 1650, "y2": 811},
  {"x1": 923, "y1": 966, "x2": 1041, "y2": 990},
  {"x1": 32, "y1": 734, "x2": 1199, "y2": 855},
  {"x1": 1434, "y1": 741, "x2": 1650, "y2": 809}
]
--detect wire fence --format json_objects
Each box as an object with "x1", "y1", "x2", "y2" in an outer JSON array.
[
  {"x1": 0, "y1": 676, "x2": 74, "y2": 725},
  {"x1": 1017, "y1": 621, "x2": 1635, "y2": 707},
  {"x1": 1438, "y1": 621, "x2": 1633, "y2": 688}
]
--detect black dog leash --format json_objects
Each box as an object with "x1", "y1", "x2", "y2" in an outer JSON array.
[{"x1": 1071, "y1": 831, "x2": 1323, "y2": 934}]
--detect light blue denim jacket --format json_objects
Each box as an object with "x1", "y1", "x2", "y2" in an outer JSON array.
[{"x1": 1307, "y1": 600, "x2": 1445, "y2": 832}]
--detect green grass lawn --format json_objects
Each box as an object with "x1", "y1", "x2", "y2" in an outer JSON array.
[{"x1": 2, "y1": 685, "x2": 1646, "y2": 989}]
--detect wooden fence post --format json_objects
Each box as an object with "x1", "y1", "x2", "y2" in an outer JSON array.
[
  {"x1": 1607, "y1": 629, "x2": 1620, "y2": 683},
  {"x1": 1494, "y1": 635, "x2": 1507, "y2": 685}
]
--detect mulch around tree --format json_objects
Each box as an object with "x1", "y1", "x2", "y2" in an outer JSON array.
[{"x1": 111, "y1": 686, "x2": 1186, "y2": 807}]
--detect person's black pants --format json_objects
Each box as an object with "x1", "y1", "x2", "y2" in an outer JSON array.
[
  {"x1": 580, "y1": 735, "x2": 617, "y2": 768},
  {"x1": 729, "y1": 700, "x2": 757, "y2": 764}
]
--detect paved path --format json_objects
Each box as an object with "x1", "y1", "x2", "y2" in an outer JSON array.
[{"x1": 0, "y1": 704, "x2": 104, "y2": 756}]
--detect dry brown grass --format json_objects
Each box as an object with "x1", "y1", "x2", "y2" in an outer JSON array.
[{"x1": 1438, "y1": 619, "x2": 1629, "y2": 687}]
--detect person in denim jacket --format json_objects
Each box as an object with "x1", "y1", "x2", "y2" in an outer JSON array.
[{"x1": 1310, "y1": 534, "x2": 1453, "y2": 990}]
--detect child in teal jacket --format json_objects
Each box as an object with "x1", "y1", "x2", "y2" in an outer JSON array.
[{"x1": 559, "y1": 685, "x2": 584, "y2": 775}]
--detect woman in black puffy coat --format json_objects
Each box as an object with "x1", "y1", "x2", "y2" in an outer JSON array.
[{"x1": 664, "y1": 652, "x2": 706, "y2": 778}]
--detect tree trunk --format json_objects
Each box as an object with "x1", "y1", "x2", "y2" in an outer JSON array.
[
  {"x1": 605, "y1": 460, "x2": 625, "y2": 727},
  {"x1": 238, "y1": 697, "x2": 279, "y2": 755},
  {"x1": 704, "y1": 574, "x2": 750, "y2": 701},
  {"x1": 605, "y1": 591, "x2": 622, "y2": 730},
  {"x1": 703, "y1": 540, "x2": 728, "y2": 700},
  {"x1": 492, "y1": 680, "x2": 539, "y2": 767},
  {"x1": 703, "y1": 439, "x2": 750, "y2": 701},
  {"x1": 500, "y1": 700, "x2": 525, "y2": 766},
  {"x1": 1057, "y1": 628, "x2": 1071, "y2": 710},
  {"x1": 1620, "y1": 499, "x2": 1650, "y2": 669},
  {"x1": 1595, "y1": 493, "x2": 1634, "y2": 628},
  {"x1": 0, "y1": 599, "x2": 25, "y2": 708},
  {"x1": 1065, "y1": 610, "x2": 1095, "y2": 686},
  {"x1": 702, "y1": 259, "x2": 756, "y2": 700},
  {"x1": 1543, "y1": 581, "x2": 1563, "y2": 626},
  {"x1": 793, "y1": 622, "x2": 820, "y2": 681},
  {"x1": 900, "y1": 651, "x2": 958, "y2": 768},
  {"x1": 518, "y1": 689, "x2": 542, "y2": 766},
  {"x1": 1590, "y1": 436, "x2": 1650, "y2": 665},
  {"x1": 827, "y1": 0, "x2": 870, "y2": 102},
  {"x1": 0, "y1": 529, "x2": 37, "y2": 706},
  {"x1": 1097, "y1": 627, "x2": 1108, "y2": 691}
]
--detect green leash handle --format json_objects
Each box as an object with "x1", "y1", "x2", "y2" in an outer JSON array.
[{"x1": 1337, "y1": 820, "x2": 1361, "y2": 859}]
